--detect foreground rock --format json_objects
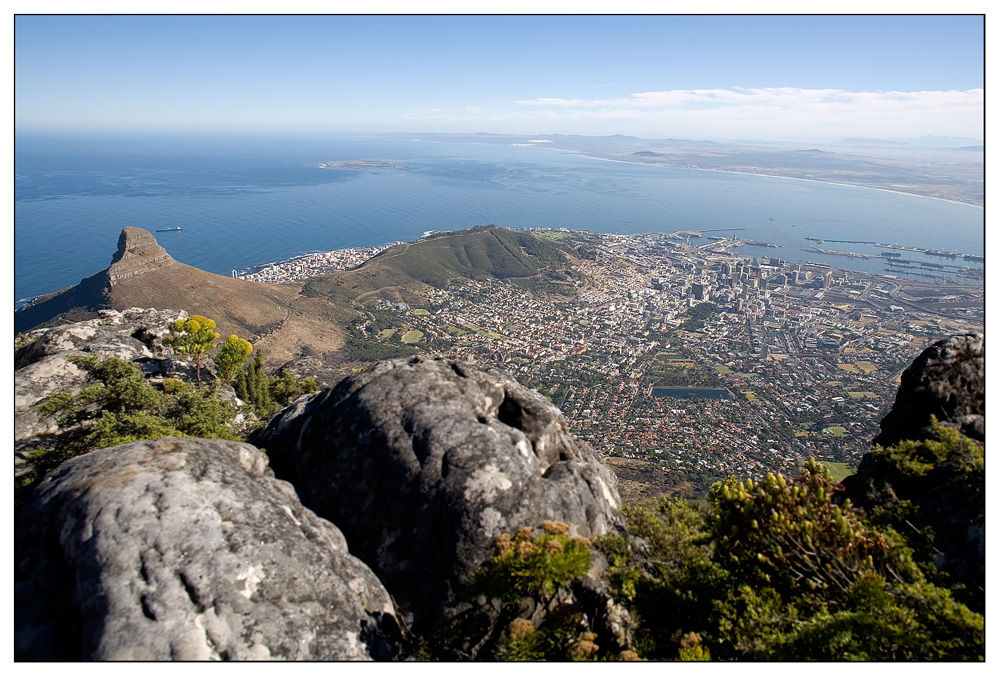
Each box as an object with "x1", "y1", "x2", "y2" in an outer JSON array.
[
  {"x1": 255, "y1": 356, "x2": 625, "y2": 636},
  {"x1": 843, "y1": 333, "x2": 985, "y2": 611},
  {"x1": 872, "y1": 332, "x2": 984, "y2": 447},
  {"x1": 14, "y1": 438, "x2": 407, "y2": 661}
]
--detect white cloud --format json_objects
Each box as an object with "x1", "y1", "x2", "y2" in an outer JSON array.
[{"x1": 511, "y1": 87, "x2": 984, "y2": 139}]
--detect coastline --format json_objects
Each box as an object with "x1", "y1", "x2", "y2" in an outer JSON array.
[
  {"x1": 14, "y1": 136, "x2": 984, "y2": 304},
  {"x1": 532, "y1": 145, "x2": 984, "y2": 209}
]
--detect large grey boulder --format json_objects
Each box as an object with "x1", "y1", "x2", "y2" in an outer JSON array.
[
  {"x1": 15, "y1": 437, "x2": 407, "y2": 661},
  {"x1": 255, "y1": 355, "x2": 623, "y2": 633},
  {"x1": 872, "y1": 332, "x2": 984, "y2": 447}
]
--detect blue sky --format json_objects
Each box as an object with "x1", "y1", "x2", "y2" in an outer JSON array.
[{"x1": 14, "y1": 13, "x2": 985, "y2": 140}]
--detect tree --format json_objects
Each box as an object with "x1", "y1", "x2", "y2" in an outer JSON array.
[
  {"x1": 230, "y1": 349, "x2": 319, "y2": 420},
  {"x1": 163, "y1": 315, "x2": 220, "y2": 387},
  {"x1": 215, "y1": 334, "x2": 253, "y2": 383},
  {"x1": 247, "y1": 349, "x2": 271, "y2": 411}
]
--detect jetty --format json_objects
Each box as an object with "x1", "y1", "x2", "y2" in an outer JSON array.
[
  {"x1": 804, "y1": 246, "x2": 879, "y2": 260},
  {"x1": 805, "y1": 237, "x2": 983, "y2": 264},
  {"x1": 805, "y1": 237, "x2": 876, "y2": 245}
]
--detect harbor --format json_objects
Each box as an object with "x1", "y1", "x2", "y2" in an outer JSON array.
[{"x1": 805, "y1": 237, "x2": 982, "y2": 264}]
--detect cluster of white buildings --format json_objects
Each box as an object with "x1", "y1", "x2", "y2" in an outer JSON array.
[{"x1": 233, "y1": 244, "x2": 402, "y2": 284}]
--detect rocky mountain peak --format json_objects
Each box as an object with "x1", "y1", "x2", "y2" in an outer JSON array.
[{"x1": 107, "y1": 227, "x2": 176, "y2": 284}]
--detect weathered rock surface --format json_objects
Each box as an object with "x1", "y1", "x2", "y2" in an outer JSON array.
[
  {"x1": 872, "y1": 332, "x2": 984, "y2": 447},
  {"x1": 276, "y1": 349, "x2": 354, "y2": 391},
  {"x1": 254, "y1": 355, "x2": 624, "y2": 632},
  {"x1": 15, "y1": 437, "x2": 407, "y2": 661}
]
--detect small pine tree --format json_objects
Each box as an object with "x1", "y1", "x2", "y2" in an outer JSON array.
[
  {"x1": 250, "y1": 349, "x2": 271, "y2": 410},
  {"x1": 232, "y1": 367, "x2": 248, "y2": 402},
  {"x1": 215, "y1": 334, "x2": 253, "y2": 383}
]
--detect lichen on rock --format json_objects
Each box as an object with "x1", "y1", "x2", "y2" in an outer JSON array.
[{"x1": 14, "y1": 437, "x2": 407, "y2": 661}]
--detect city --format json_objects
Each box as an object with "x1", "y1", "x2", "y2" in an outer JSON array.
[{"x1": 236, "y1": 229, "x2": 984, "y2": 500}]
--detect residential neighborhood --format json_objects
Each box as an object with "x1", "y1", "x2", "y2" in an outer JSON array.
[{"x1": 237, "y1": 229, "x2": 984, "y2": 498}]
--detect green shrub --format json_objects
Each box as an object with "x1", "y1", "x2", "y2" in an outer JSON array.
[
  {"x1": 599, "y1": 499, "x2": 723, "y2": 660},
  {"x1": 472, "y1": 522, "x2": 592, "y2": 606},
  {"x1": 600, "y1": 460, "x2": 984, "y2": 661},
  {"x1": 704, "y1": 460, "x2": 983, "y2": 660},
  {"x1": 86, "y1": 410, "x2": 185, "y2": 450},
  {"x1": 848, "y1": 420, "x2": 984, "y2": 611}
]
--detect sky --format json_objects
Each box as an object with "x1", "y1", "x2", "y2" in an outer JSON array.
[{"x1": 13, "y1": 11, "x2": 987, "y2": 141}]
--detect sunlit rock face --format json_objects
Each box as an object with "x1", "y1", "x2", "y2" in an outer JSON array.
[
  {"x1": 107, "y1": 227, "x2": 177, "y2": 284},
  {"x1": 14, "y1": 437, "x2": 406, "y2": 661}
]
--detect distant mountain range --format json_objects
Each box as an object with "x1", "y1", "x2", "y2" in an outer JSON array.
[
  {"x1": 392, "y1": 132, "x2": 982, "y2": 205},
  {"x1": 840, "y1": 135, "x2": 983, "y2": 148}
]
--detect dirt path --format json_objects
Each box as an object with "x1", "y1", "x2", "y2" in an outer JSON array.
[{"x1": 252, "y1": 286, "x2": 302, "y2": 343}]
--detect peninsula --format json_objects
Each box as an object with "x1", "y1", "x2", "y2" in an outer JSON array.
[{"x1": 319, "y1": 160, "x2": 405, "y2": 170}]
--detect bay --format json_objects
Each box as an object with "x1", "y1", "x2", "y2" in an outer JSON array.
[{"x1": 14, "y1": 133, "x2": 985, "y2": 306}]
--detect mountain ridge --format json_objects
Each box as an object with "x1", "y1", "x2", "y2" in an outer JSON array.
[
  {"x1": 15, "y1": 225, "x2": 583, "y2": 371},
  {"x1": 14, "y1": 227, "x2": 297, "y2": 339}
]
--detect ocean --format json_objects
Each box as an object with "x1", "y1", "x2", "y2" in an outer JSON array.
[{"x1": 14, "y1": 133, "x2": 985, "y2": 307}]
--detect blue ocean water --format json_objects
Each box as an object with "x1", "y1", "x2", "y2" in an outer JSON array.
[{"x1": 14, "y1": 133, "x2": 985, "y2": 306}]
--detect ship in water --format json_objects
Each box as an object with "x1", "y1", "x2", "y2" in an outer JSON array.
[{"x1": 155, "y1": 227, "x2": 182, "y2": 232}]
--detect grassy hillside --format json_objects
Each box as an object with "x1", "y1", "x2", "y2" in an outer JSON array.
[{"x1": 303, "y1": 226, "x2": 579, "y2": 307}]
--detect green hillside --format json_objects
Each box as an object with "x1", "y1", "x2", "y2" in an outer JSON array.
[{"x1": 303, "y1": 226, "x2": 579, "y2": 307}]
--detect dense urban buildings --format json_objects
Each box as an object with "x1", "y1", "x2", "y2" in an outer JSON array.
[{"x1": 239, "y1": 229, "x2": 984, "y2": 499}]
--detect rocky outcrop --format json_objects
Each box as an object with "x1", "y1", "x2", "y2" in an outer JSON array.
[
  {"x1": 12, "y1": 307, "x2": 246, "y2": 498},
  {"x1": 872, "y1": 333, "x2": 984, "y2": 447},
  {"x1": 14, "y1": 437, "x2": 407, "y2": 661},
  {"x1": 107, "y1": 226, "x2": 177, "y2": 284},
  {"x1": 254, "y1": 355, "x2": 624, "y2": 635},
  {"x1": 14, "y1": 308, "x2": 189, "y2": 442},
  {"x1": 843, "y1": 334, "x2": 985, "y2": 612},
  {"x1": 276, "y1": 350, "x2": 354, "y2": 392}
]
